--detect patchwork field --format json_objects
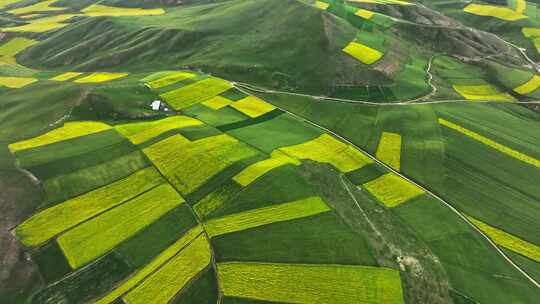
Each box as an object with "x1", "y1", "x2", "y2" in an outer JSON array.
[
  {"x1": 9, "y1": 121, "x2": 111, "y2": 152},
  {"x1": 204, "y1": 196, "x2": 331, "y2": 237},
  {"x1": 159, "y1": 77, "x2": 233, "y2": 110},
  {"x1": 57, "y1": 183, "x2": 184, "y2": 268},
  {"x1": 115, "y1": 116, "x2": 203, "y2": 145},
  {"x1": 2, "y1": 0, "x2": 540, "y2": 303},
  {"x1": 94, "y1": 225, "x2": 204, "y2": 304},
  {"x1": 15, "y1": 167, "x2": 163, "y2": 247},
  {"x1": 278, "y1": 134, "x2": 373, "y2": 172},
  {"x1": 143, "y1": 133, "x2": 259, "y2": 194},
  {"x1": 233, "y1": 151, "x2": 300, "y2": 186}
]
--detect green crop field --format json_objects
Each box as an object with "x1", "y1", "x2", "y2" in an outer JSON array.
[
  {"x1": 1, "y1": 0, "x2": 540, "y2": 303},
  {"x1": 204, "y1": 196, "x2": 331, "y2": 237},
  {"x1": 15, "y1": 167, "x2": 163, "y2": 247}
]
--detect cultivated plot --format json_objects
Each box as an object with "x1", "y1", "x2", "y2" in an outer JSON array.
[
  {"x1": 278, "y1": 134, "x2": 373, "y2": 173},
  {"x1": 217, "y1": 262, "x2": 404, "y2": 304},
  {"x1": 15, "y1": 167, "x2": 163, "y2": 247},
  {"x1": 74, "y1": 72, "x2": 129, "y2": 83},
  {"x1": 94, "y1": 225, "x2": 204, "y2": 304},
  {"x1": 204, "y1": 196, "x2": 331, "y2": 237},
  {"x1": 143, "y1": 133, "x2": 259, "y2": 194},
  {"x1": 159, "y1": 77, "x2": 233, "y2": 110},
  {"x1": 115, "y1": 116, "x2": 203, "y2": 145},
  {"x1": 376, "y1": 132, "x2": 401, "y2": 171},
  {"x1": 57, "y1": 184, "x2": 185, "y2": 268},
  {"x1": 363, "y1": 173, "x2": 424, "y2": 207},
  {"x1": 9, "y1": 121, "x2": 111, "y2": 152}
]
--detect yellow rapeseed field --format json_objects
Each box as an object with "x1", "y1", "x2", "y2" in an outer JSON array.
[
  {"x1": 466, "y1": 215, "x2": 540, "y2": 263},
  {"x1": 123, "y1": 234, "x2": 211, "y2": 304},
  {"x1": 2, "y1": 14, "x2": 78, "y2": 32},
  {"x1": 314, "y1": 1, "x2": 329, "y2": 10},
  {"x1": 57, "y1": 184, "x2": 185, "y2": 269},
  {"x1": 8, "y1": 0, "x2": 65, "y2": 15},
  {"x1": 50, "y1": 72, "x2": 83, "y2": 81},
  {"x1": 463, "y1": 4, "x2": 527, "y2": 21},
  {"x1": 159, "y1": 77, "x2": 233, "y2": 110},
  {"x1": 217, "y1": 262, "x2": 404, "y2": 304},
  {"x1": 439, "y1": 118, "x2": 540, "y2": 168},
  {"x1": 342, "y1": 41, "x2": 383, "y2": 65},
  {"x1": 194, "y1": 183, "x2": 240, "y2": 218},
  {"x1": 513, "y1": 75, "x2": 540, "y2": 95},
  {"x1": 230, "y1": 96, "x2": 276, "y2": 118},
  {"x1": 233, "y1": 150, "x2": 300, "y2": 187},
  {"x1": 355, "y1": 8, "x2": 375, "y2": 19},
  {"x1": 146, "y1": 71, "x2": 195, "y2": 89},
  {"x1": 143, "y1": 134, "x2": 258, "y2": 194},
  {"x1": 201, "y1": 96, "x2": 233, "y2": 110},
  {"x1": 363, "y1": 173, "x2": 424, "y2": 207},
  {"x1": 522, "y1": 27, "x2": 540, "y2": 38},
  {"x1": 453, "y1": 84, "x2": 514, "y2": 101},
  {"x1": 0, "y1": 37, "x2": 38, "y2": 65},
  {"x1": 15, "y1": 168, "x2": 163, "y2": 247},
  {"x1": 82, "y1": 4, "x2": 165, "y2": 17},
  {"x1": 115, "y1": 116, "x2": 203, "y2": 145},
  {"x1": 74, "y1": 72, "x2": 129, "y2": 83},
  {"x1": 277, "y1": 134, "x2": 373, "y2": 173},
  {"x1": 0, "y1": 76, "x2": 37, "y2": 88},
  {"x1": 376, "y1": 132, "x2": 402, "y2": 171},
  {"x1": 93, "y1": 225, "x2": 204, "y2": 304},
  {"x1": 9, "y1": 121, "x2": 111, "y2": 152},
  {"x1": 204, "y1": 196, "x2": 331, "y2": 237}
]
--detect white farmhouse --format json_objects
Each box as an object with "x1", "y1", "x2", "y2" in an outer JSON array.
[{"x1": 151, "y1": 100, "x2": 161, "y2": 111}]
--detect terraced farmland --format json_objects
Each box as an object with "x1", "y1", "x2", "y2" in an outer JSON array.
[{"x1": 1, "y1": 0, "x2": 540, "y2": 303}]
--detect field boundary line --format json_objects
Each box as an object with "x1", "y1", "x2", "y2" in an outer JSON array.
[
  {"x1": 8, "y1": 177, "x2": 162, "y2": 243},
  {"x1": 143, "y1": 155, "x2": 225, "y2": 303},
  {"x1": 233, "y1": 85, "x2": 540, "y2": 288}
]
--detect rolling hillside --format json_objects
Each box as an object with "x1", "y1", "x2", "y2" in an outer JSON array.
[{"x1": 0, "y1": 1, "x2": 539, "y2": 304}]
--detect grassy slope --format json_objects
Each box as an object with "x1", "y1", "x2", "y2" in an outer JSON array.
[{"x1": 19, "y1": 0, "x2": 357, "y2": 94}]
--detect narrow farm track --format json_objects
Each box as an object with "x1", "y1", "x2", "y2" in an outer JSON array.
[
  {"x1": 339, "y1": 175, "x2": 388, "y2": 246},
  {"x1": 233, "y1": 85, "x2": 540, "y2": 289},
  {"x1": 233, "y1": 82, "x2": 540, "y2": 106}
]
